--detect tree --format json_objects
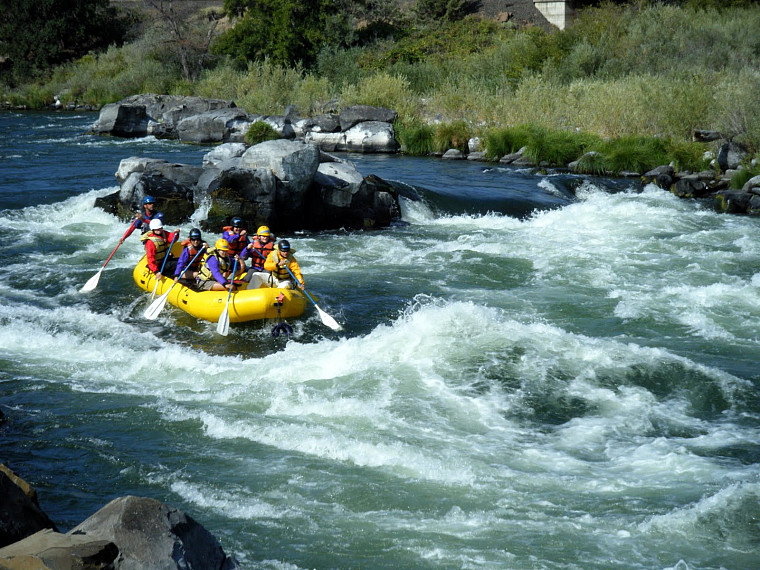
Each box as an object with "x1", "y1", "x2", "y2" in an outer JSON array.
[
  {"x1": 213, "y1": 0, "x2": 350, "y2": 69},
  {"x1": 413, "y1": 0, "x2": 470, "y2": 25},
  {"x1": 0, "y1": 0, "x2": 129, "y2": 85},
  {"x1": 144, "y1": 0, "x2": 223, "y2": 82}
]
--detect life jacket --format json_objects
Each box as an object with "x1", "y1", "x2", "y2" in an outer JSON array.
[
  {"x1": 249, "y1": 239, "x2": 274, "y2": 271},
  {"x1": 180, "y1": 239, "x2": 204, "y2": 272},
  {"x1": 222, "y1": 226, "x2": 249, "y2": 257},
  {"x1": 268, "y1": 251, "x2": 294, "y2": 281},
  {"x1": 138, "y1": 209, "x2": 158, "y2": 234},
  {"x1": 196, "y1": 249, "x2": 233, "y2": 284},
  {"x1": 140, "y1": 231, "x2": 170, "y2": 267}
]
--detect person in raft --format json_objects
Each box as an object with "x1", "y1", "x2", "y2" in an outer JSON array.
[
  {"x1": 195, "y1": 239, "x2": 245, "y2": 291},
  {"x1": 140, "y1": 218, "x2": 180, "y2": 279},
  {"x1": 221, "y1": 216, "x2": 250, "y2": 260},
  {"x1": 263, "y1": 240, "x2": 304, "y2": 289},
  {"x1": 120, "y1": 195, "x2": 159, "y2": 243},
  {"x1": 173, "y1": 228, "x2": 207, "y2": 283},
  {"x1": 242, "y1": 225, "x2": 276, "y2": 288}
]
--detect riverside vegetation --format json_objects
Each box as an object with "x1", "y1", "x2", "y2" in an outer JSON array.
[{"x1": 3, "y1": 1, "x2": 760, "y2": 184}]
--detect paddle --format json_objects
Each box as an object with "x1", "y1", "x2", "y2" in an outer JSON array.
[
  {"x1": 216, "y1": 257, "x2": 238, "y2": 336},
  {"x1": 79, "y1": 227, "x2": 131, "y2": 293},
  {"x1": 144, "y1": 246, "x2": 205, "y2": 321},
  {"x1": 149, "y1": 232, "x2": 179, "y2": 301},
  {"x1": 284, "y1": 265, "x2": 342, "y2": 331}
]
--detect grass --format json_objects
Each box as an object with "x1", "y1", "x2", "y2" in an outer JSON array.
[{"x1": 3, "y1": 2, "x2": 760, "y2": 169}]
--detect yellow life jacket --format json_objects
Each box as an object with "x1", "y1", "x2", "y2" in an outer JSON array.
[
  {"x1": 196, "y1": 250, "x2": 232, "y2": 284},
  {"x1": 140, "y1": 231, "x2": 170, "y2": 266}
]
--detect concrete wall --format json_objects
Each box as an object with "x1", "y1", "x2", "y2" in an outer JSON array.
[{"x1": 533, "y1": 1, "x2": 574, "y2": 29}]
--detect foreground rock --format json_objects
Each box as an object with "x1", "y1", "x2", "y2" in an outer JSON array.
[
  {"x1": 96, "y1": 140, "x2": 402, "y2": 232},
  {"x1": 0, "y1": 465, "x2": 238, "y2": 569},
  {"x1": 0, "y1": 465, "x2": 58, "y2": 548}
]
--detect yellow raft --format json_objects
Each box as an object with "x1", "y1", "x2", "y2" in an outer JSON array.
[{"x1": 132, "y1": 243, "x2": 306, "y2": 323}]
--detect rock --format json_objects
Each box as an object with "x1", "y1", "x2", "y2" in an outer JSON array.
[
  {"x1": 741, "y1": 174, "x2": 760, "y2": 194},
  {"x1": 467, "y1": 151, "x2": 487, "y2": 161},
  {"x1": 240, "y1": 140, "x2": 320, "y2": 195},
  {"x1": 202, "y1": 143, "x2": 247, "y2": 168},
  {"x1": 339, "y1": 105, "x2": 397, "y2": 131},
  {"x1": 693, "y1": 129, "x2": 722, "y2": 142},
  {"x1": 303, "y1": 131, "x2": 345, "y2": 152},
  {"x1": 177, "y1": 108, "x2": 250, "y2": 144},
  {"x1": 717, "y1": 141, "x2": 748, "y2": 172},
  {"x1": 714, "y1": 190, "x2": 753, "y2": 214},
  {"x1": 200, "y1": 167, "x2": 278, "y2": 231},
  {"x1": 342, "y1": 121, "x2": 399, "y2": 153},
  {"x1": 468, "y1": 137, "x2": 482, "y2": 153},
  {"x1": 0, "y1": 465, "x2": 58, "y2": 548},
  {"x1": 0, "y1": 528, "x2": 117, "y2": 569},
  {"x1": 69, "y1": 495, "x2": 238, "y2": 570},
  {"x1": 314, "y1": 160, "x2": 365, "y2": 208},
  {"x1": 258, "y1": 115, "x2": 296, "y2": 139},
  {"x1": 442, "y1": 149, "x2": 464, "y2": 160},
  {"x1": 92, "y1": 95, "x2": 236, "y2": 138},
  {"x1": 500, "y1": 147, "x2": 526, "y2": 164},
  {"x1": 643, "y1": 164, "x2": 675, "y2": 189},
  {"x1": 671, "y1": 175, "x2": 709, "y2": 198}
]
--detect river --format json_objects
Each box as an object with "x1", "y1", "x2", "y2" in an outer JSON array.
[{"x1": 1, "y1": 111, "x2": 758, "y2": 569}]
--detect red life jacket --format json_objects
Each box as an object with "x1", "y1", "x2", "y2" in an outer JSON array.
[{"x1": 249, "y1": 239, "x2": 274, "y2": 270}]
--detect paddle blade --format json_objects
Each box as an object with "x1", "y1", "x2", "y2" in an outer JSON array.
[
  {"x1": 315, "y1": 304, "x2": 342, "y2": 331},
  {"x1": 144, "y1": 291, "x2": 170, "y2": 320},
  {"x1": 216, "y1": 306, "x2": 230, "y2": 336},
  {"x1": 79, "y1": 269, "x2": 103, "y2": 293}
]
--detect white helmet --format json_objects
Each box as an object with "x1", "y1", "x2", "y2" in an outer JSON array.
[{"x1": 149, "y1": 218, "x2": 163, "y2": 230}]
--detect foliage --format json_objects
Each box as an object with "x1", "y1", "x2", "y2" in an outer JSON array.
[
  {"x1": 484, "y1": 125, "x2": 544, "y2": 161},
  {"x1": 244, "y1": 121, "x2": 280, "y2": 145},
  {"x1": 143, "y1": 0, "x2": 223, "y2": 82},
  {"x1": 413, "y1": 0, "x2": 470, "y2": 25},
  {"x1": 0, "y1": 0, "x2": 130, "y2": 85},
  {"x1": 395, "y1": 120, "x2": 434, "y2": 155},
  {"x1": 729, "y1": 162, "x2": 760, "y2": 189},
  {"x1": 522, "y1": 127, "x2": 599, "y2": 166},
  {"x1": 213, "y1": 0, "x2": 350, "y2": 69},
  {"x1": 433, "y1": 120, "x2": 471, "y2": 153}
]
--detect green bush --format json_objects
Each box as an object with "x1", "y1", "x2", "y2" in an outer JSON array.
[
  {"x1": 244, "y1": 121, "x2": 280, "y2": 145},
  {"x1": 432, "y1": 120, "x2": 471, "y2": 153},
  {"x1": 395, "y1": 120, "x2": 434, "y2": 156}
]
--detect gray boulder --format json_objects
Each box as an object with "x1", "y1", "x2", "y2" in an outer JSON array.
[
  {"x1": 0, "y1": 528, "x2": 118, "y2": 568},
  {"x1": 315, "y1": 160, "x2": 365, "y2": 208},
  {"x1": 339, "y1": 105, "x2": 397, "y2": 131},
  {"x1": 92, "y1": 95, "x2": 236, "y2": 138},
  {"x1": 177, "y1": 108, "x2": 250, "y2": 144},
  {"x1": 69, "y1": 496, "x2": 237, "y2": 570},
  {"x1": 199, "y1": 167, "x2": 279, "y2": 230},
  {"x1": 240, "y1": 140, "x2": 320, "y2": 195},
  {"x1": 717, "y1": 141, "x2": 748, "y2": 172},
  {"x1": 202, "y1": 143, "x2": 247, "y2": 168},
  {"x1": 342, "y1": 121, "x2": 399, "y2": 153}
]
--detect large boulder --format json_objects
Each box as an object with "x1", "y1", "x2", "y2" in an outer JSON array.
[
  {"x1": 69, "y1": 496, "x2": 238, "y2": 569},
  {"x1": 177, "y1": 108, "x2": 251, "y2": 144},
  {"x1": 199, "y1": 167, "x2": 279, "y2": 231},
  {"x1": 240, "y1": 140, "x2": 320, "y2": 195},
  {"x1": 0, "y1": 465, "x2": 58, "y2": 548},
  {"x1": 717, "y1": 141, "x2": 748, "y2": 172},
  {"x1": 339, "y1": 105, "x2": 397, "y2": 131},
  {"x1": 92, "y1": 95, "x2": 236, "y2": 138},
  {"x1": 0, "y1": 528, "x2": 118, "y2": 568}
]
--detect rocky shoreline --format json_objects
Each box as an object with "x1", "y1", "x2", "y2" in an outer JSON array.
[
  {"x1": 89, "y1": 94, "x2": 760, "y2": 222},
  {"x1": 0, "y1": 462, "x2": 238, "y2": 569}
]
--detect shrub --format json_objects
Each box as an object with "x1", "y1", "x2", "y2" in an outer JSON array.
[
  {"x1": 433, "y1": 120, "x2": 471, "y2": 153},
  {"x1": 244, "y1": 121, "x2": 280, "y2": 145},
  {"x1": 395, "y1": 120, "x2": 434, "y2": 156}
]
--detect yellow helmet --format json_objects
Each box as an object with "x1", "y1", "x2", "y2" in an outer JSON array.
[
  {"x1": 215, "y1": 238, "x2": 230, "y2": 252},
  {"x1": 257, "y1": 225, "x2": 271, "y2": 236}
]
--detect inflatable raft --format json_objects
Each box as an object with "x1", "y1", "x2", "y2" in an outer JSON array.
[{"x1": 132, "y1": 243, "x2": 306, "y2": 323}]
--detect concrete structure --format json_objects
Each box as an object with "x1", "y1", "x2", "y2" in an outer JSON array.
[{"x1": 533, "y1": 1, "x2": 574, "y2": 29}]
